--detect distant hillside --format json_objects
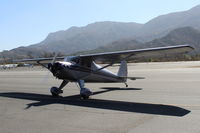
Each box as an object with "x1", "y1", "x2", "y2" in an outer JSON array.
[
  {"x1": 137, "y1": 4, "x2": 200, "y2": 41},
  {"x1": 80, "y1": 27, "x2": 200, "y2": 55},
  {"x1": 144, "y1": 27, "x2": 200, "y2": 52},
  {"x1": 74, "y1": 39, "x2": 143, "y2": 55},
  {"x1": 31, "y1": 21, "x2": 143, "y2": 53}
]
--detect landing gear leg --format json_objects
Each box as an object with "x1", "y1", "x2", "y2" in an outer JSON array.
[
  {"x1": 124, "y1": 82, "x2": 128, "y2": 87},
  {"x1": 78, "y1": 80, "x2": 92, "y2": 99},
  {"x1": 50, "y1": 80, "x2": 69, "y2": 97}
]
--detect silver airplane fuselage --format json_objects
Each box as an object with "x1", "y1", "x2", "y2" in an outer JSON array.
[{"x1": 50, "y1": 61, "x2": 125, "y2": 83}]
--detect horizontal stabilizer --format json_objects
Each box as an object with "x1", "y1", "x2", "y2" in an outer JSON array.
[
  {"x1": 126, "y1": 77, "x2": 145, "y2": 80},
  {"x1": 119, "y1": 77, "x2": 145, "y2": 80}
]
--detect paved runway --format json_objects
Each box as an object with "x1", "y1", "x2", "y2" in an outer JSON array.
[{"x1": 0, "y1": 61, "x2": 200, "y2": 133}]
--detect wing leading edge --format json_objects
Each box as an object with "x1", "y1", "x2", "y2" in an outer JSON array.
[
  {"x1": 14, "y1": 45, "x2": 193, "y2": 64},
  {"x1": 79, "y1": 44, "x2": 194, "y2": 63}
]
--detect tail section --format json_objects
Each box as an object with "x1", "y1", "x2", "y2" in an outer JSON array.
[
  {"x1": 117, "y1": 60, "x2": 127, "y2": 77},
  {"x1": 117, "y1": 61, "x2": 145, "y2": 82}
]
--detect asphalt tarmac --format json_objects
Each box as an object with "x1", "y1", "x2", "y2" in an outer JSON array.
[{"x1": 0, "y1": 61, "x2": 200, "y2": 133}]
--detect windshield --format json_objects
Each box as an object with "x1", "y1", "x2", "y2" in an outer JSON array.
[{"x1": 64, "y1": 56, "x2": 80, "y2": 64}]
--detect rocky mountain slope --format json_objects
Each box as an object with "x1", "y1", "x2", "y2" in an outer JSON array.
[{"x1": 78, "y1": 27, "x2": 200, "y2": 55}]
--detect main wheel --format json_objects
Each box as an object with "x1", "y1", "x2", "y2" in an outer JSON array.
[
  {"x1": 80, "y1": 94, "x2": 90, "y2": 100},
  {"x1": 50, "y1": 87, "x2": 63, "y2": 97},
  {"x1": 80, "y1": 88, "x2": 92, "y2": 99}
]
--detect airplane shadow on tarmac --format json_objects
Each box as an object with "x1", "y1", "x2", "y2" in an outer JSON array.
[{"x1": 0, "y1": 87, "x2": 190, "y2": 117}]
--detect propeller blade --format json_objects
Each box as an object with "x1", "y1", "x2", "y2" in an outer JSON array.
[{"x1": 51, "y1": 53, "x2": 58, "y2": 65}]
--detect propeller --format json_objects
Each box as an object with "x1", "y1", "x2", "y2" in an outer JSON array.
[
  {"x1": 43, "y1": 53, "x2": 58, "y2": 82},
  {"x1": 48, "y1": 53, "x2": 58, "y2": 71},
  {"x1": 51, "y1": 53, "x2": 58, "y2": 65}
]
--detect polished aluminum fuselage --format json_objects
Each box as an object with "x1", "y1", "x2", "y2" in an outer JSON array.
[{"x1": 54, "y1": 61, "x2": 125, "y2": 83}]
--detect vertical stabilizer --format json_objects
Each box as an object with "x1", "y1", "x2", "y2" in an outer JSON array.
[{"x1": 117, "y1": 60, "x2": 127, "y2": 77}]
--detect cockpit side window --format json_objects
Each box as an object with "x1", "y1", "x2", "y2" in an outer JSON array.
[
  {"x1": 64, "y1": 56, "x2": 92, "y2": 68},
  {"x1": 79, "y1": 57, "x2": 92, "y2": 68},
  {"x1": 71, "y1": 58, "x2": 80, "y2": 64},
  {"x1": 64, "y1": 56, "x2": 79, "y2": 64}
]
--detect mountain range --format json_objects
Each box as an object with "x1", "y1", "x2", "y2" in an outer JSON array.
[
  {"x1": 1, "y1": 4, "x2": 200, "y2": 61},
  {"x1": 74, "y1": 27, "x2": 200, "y2": 55}
]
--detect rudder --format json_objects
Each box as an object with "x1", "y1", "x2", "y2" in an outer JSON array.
[{"x1": 117, "y1": 60, "x2": 127, "y2": 77}]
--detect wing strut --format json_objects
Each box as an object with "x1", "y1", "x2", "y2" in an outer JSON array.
[
  {"x1": 92, "y1": 53, "x2": 134, "y2": 73},
  {"x1": 37, "y1": 61, "x2": 48, "y2": 69},
  {"x1": 79, "y1": 54, "x2": 134, "y2": 80}
]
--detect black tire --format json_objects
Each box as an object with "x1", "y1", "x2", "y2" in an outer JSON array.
[
  {"x1": 81, "y1": 94, "x2": 89, "y2": 100},
  {"x1": 50, "y1": 87, "x2": 60, "y2": 97}
]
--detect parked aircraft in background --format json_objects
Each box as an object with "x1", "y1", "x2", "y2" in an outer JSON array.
[{"x1": 0, "y1": 64, "x2": 18, "y2": 69}]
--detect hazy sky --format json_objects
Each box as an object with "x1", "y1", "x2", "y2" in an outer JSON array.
[{"x1": 0, "y1": 0, "x2": 200, "y2": 52}]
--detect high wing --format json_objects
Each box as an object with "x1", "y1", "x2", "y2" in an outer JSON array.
[
  {"x1": 14, "y1": 57, "x2": 65, "y2": 64},
  {"x1": 79, "y1": 44, "x2": 194, "y2": 63},
  {"x1": 15, "y1": 45, "x2": 193, "y2": 64}
]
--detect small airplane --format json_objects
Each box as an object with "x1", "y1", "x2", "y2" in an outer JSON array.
[{"x1": 15, "y1": 45, "x2": 193, "y2": 99}]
